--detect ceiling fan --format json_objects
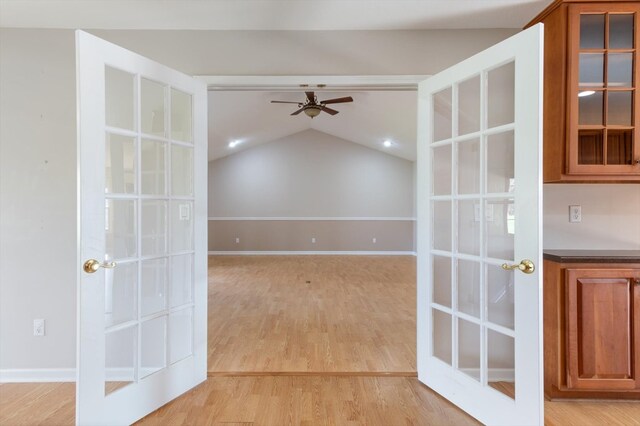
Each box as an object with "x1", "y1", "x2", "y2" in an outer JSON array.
[{"x1": 270, "y1": 91, "x2": 353, "y2": 118}]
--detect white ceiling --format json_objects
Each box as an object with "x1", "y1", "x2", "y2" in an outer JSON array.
[
  {"x1": 0, "y1": 0, "x2": 550, "y2": 30},
  {"x1": 209, "y1": 90, "x2": 417, "y2": 161}
]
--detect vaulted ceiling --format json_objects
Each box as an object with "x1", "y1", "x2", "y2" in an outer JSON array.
[
  {"x1": 0, "y1": 0, "x2": 550, "y2": 30},
  {"x1": 208, "y1": 90, "x2": 417, "y2": 161}
]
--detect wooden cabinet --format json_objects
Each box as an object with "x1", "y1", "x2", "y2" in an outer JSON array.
[
  {"x1": 527, "y1": 0, "x2": 640, "y2": 182},
  {"x1": 544, "y1": 259, "x2": 640, "y2": 399},
  {"x1": 566, "y1": 268, "x2": 640, "y2": 391}
]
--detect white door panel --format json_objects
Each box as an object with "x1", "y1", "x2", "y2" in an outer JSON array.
[
  {"x1": 417, "y1": 24, "x2": 544, "y2": 425},
  {"x1": 76, "y1": 30, "x2": 207, "y2": 425}
]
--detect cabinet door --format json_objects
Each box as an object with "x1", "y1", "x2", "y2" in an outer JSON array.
[
  {"x1": 567, "y1": 3, "x2": 640, "y2": 176},
  {"x1": 565, "y1": 268, "x2": 640, "y2": 390}
]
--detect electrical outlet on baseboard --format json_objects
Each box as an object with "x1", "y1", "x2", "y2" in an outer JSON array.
[{"x1": 33, "y1": 319, "x2": 45, "y2": 336}]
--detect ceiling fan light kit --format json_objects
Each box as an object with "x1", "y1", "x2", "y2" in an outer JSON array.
[{"x1": 271, "y1": 91, "x2": 353, "y2": 118}]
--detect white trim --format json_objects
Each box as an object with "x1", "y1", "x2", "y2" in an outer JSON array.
[
  {"x1": 0, "y1": 368, "x2": 76, "y2": 383},
  {"x1": 208, "y1": 217, "x2": 416, "y2": 221},
  {"x1": 196, "y1": 75, "x2": 429, "y2": 91},
  {"x1": 209, "y1": 251, "x2": 417, "y2": 256}
]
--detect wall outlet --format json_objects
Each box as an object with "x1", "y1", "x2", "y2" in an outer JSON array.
[
  {"x1": 33, "y1": 319, "x2": 45, "y2": 336},
  {"x1": 311, "y1": 237, "x2": 316, "y2": 244},
  {"x1": 235, "y1": 237, "x2": 240, "y2": 243},
  {"x1": 569, "y1": 205, "x2": 582, "y2": 223},
  {"x1": 372, "y1": 237, "x2": 377, "y2": 244}
]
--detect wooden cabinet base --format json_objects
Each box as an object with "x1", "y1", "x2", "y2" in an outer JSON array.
[{"x1": 543, "y1": 260, "x2": 640, "y2": 400}]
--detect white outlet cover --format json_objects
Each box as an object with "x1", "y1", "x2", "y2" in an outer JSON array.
[
  {"x1": 569, "y1": 205, "x2": 582, "y2": 223},
  {"x1": 33, "y1": 319, "x2": 45, "y2": 336}
]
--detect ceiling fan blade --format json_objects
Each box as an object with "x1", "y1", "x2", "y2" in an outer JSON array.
[
  {"x1": 321, "y1": 106, "x2": 339, "y2": 115},
  {"x1": 320, "y1": 96, "x2": 353, "y2": 105},
  {"x1": 291, "y1": 108, "x2": 305, "y2": 116},
  {"x1": 271, "y1": 100, "x2": 301, "y2": 104},
  {"x1": 305, "y1": 91, "x2": 315, "y2": 103}
]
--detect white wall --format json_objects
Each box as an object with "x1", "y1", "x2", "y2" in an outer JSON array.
[
  {"x1": 0, "y1": 27, "x2": 519, "y2": 374},
  {"x1": 543, "y1": 184, "x2": 640, "y2": 250},
  {"x1": 0, "y1": 30, "x2": 77, "y2": 371},
  {"x1": 209, "y1": 129, "x2": 414, "y2": 218},
  {"x1": 11, "y1": 26, "x2": 630, "y2": 374}
]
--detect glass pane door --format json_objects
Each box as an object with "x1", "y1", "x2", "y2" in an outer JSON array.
[
  {"x1": 77, "y1": 30, "x2": 207, "y2": 425},
  {"x1": 417, "y1": 24, "x2": 543, "y2": 425}
]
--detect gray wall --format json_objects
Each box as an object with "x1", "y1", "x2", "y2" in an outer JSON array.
[
  {"x1": 208, "y1": 130, "x2": 415, "y2": 252},
  {"x1": 0, "y1": 30, "x2": 77, "y2": 370},
  {"x1": 0, "y1": 27, "x2": 517, "y2": 373}
]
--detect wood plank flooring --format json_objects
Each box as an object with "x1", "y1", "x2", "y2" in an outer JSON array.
[
  {"x1": 2, "y1": 256, "x2": 640, "y2": 425},
  {"x1": 207, "y1": 256, "x2": 417, "y2": 373}
]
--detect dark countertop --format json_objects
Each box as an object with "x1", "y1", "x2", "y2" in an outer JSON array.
[{"x1": 543, "y1": 250, "x2": 640, "y2": 263}]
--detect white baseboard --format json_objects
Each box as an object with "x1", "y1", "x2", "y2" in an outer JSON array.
[
  {"x1": 0, "y1": 368, "x2": 76, "y2": 383},
  {"x1": 209, "y1": 251, "x2": 417, "y2": 256},
  {"x1": 0, "y1": 367, "x2": 161, "y2": 383}
]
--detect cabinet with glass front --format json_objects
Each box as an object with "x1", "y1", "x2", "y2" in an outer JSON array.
[{"x1": 528, "y1": 1, "x2": 640, "y2": 182}]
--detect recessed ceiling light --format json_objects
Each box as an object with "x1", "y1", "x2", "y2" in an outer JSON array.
[
  {"x1": 383, "y1": 140, "x2": 392, "y2": 148},
  {"x1": 228, "y1": 140, "x2": 239, "y2": 148},
  {"x1": 578, "y1": 90, "x2": 596, "y2": 97}
]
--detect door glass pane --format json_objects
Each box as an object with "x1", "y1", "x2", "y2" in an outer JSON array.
[
  {"x1": 578, "y1": 90, "x2": 604, "y2": 125},
  {"x1": 141, "y1": 139, "x2": 166, "y2": 195},
  {"x1": 458, "y1": 319, "x2": 480, "y2": 382},
  {"x1": 488, "y1": 330, "x2": 515, "y2": 400},
  {"x1": 457, "y1": 138, "x2": 480, "y2": 194},
  {"x1": 433, "y1": 87, "x2": 452, "y2": 142},
  {"x1": 172, "y1": 145, "x2": 194, "y2": 196},
  {"x1": 105, "y1": 326, "x2": 136, "y2": 395},
  {"x1": 433, "y1": 201, "x2": 452, "y2": 251},
  {"x1": 487, "y1": 131, "x2": 515, "y2": 194},
  {"x1": 487, "y1": 62, "x2": 515, "y2": 128},
  {"x1": 169, "y1": 308, "x2": 193, "y2": 363},
  {"x1": 607, "y1": 130, "x2": 634, "y2": 165},
  {"x1": 579, "y1": 53, "x2": 604, "y2": 87},
  {"x1": 141, "y1": 258, "x2": 167, "y2": 316},
  {"x1": 141, "y1": 78, "x2": 166, "y2": 137},
  {"x1": 433, "y1": 309, "x2": 452, "y2": 365},
  {"x1": 433, "y1": 255, "x2": 452, "y2": 308},
  {"x1": 486, "y1": 199, "x2": 515, "y2": 260},
  {"x1": 105, "y1": 66, "x2": 135, "y2": 131},
  {"x1": 457, "y1": 200, "x2": 480, "y2": 256},
  {"x1": 458, "y1": 260, "x2": 481, "y2": 318},
  {"x1": 171, "y1": 201, "x2": 194, "y2": 252},
  {"x1": 106, "y1": 133, "x2": 136, "y2": 194},
  {"x1": 141, "y1": 200, "x2": 167, "y2": 256},
  {"x1": 608, "y1": 91, "x2": 633, "y2": 126},
  {"x1": 580, "y1": 14, "x2": 605, "y2": 49},
  {"x1": 609, "y1": 14, "x2": 634, "y2": 49},
  {"x1": 171, "y1": 89, "x2": 193, "y2": 143},
  {"x1": 140, "y1": 316, "x2": 166, "y2": 379},
  {"x1": 458, "y1": 75, "x2": 481, "y2": 135},
  {"x1": 487, "y1": 265, "x2": 515, "y2": 330},
  {"x1": 171, "y1": 254, "x2": 193, "y2": 308},
  {"x1": 105, "y1": 199, "x2": 137, "y2": 259},
  {"x1": 105, "y1": 261, "x2": 137, "y2": 328},
  {"x1": 432, "y1": 145, "x2": 452, "y2": 195},
  {"x1": 608, "y1": 53, "x2": 633, "y2": 88}
]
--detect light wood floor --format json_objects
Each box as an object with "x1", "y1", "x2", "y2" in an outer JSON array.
[
  {"x1": 3, "y1": 380, "x2": 640, "y2": 426},
  {"x1": 2, "y1": 256, "x2": 640, "y2": 425},
  {"x1": 207, "y1": 256, "x2": 417, "y2": 373}
]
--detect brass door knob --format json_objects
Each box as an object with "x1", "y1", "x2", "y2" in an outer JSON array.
[
  {"x1": 501, "y1": 259, "x2": 535, "y2": 274},
  {"x1": 83, "y1": 259, "x2": 116, "y2": 274}
]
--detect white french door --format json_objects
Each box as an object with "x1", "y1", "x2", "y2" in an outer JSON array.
[
  {"x1": 76, "y1": 31, "x2": 207, "y2": 425},
  {"x1": 416, "y1": 25, "x2": 544, "y2": 425}
]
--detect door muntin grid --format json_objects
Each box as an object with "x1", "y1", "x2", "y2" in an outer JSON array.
[
  {"x1": 104, "y1": 65, "x2": 195, "y2": 395},
  {"x1": 429, "y1": 61, "x2": 517, "y2": 399}
]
